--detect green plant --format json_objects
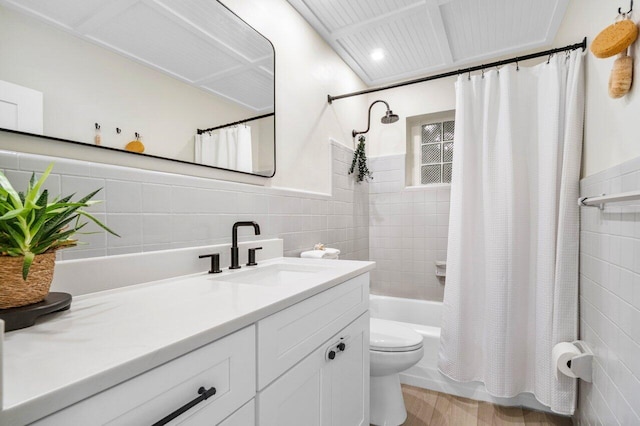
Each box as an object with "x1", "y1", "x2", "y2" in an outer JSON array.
[
  {"x1": 0, "y1": 164, "x2": 119, "y2": 279},
  {"x1": 349, "y1": 135, "x2": 373, "y2": 182}
]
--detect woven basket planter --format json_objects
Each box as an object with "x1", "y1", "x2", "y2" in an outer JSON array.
[{"x1": 0, "y1": 252, "x2": 56, "y2": 309}]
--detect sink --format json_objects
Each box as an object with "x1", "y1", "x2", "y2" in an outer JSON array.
[{"x1": 217, "y1": 263, "x2": 327, "y2": 286}]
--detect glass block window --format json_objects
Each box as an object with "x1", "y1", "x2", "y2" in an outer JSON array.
[{"x1": 420, "y1": 119, "x2": 454, "y2": 184}]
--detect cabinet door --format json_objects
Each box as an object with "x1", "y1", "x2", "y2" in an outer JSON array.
[
  {"x1": 329, "y1": 313, "x2": 369, "y2": 426},
  {"x1": 258, "y1": 313, "x2": 369, "y2": 426}
]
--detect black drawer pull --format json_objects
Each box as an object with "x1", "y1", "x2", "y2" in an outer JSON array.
[{"x1": 152, "y1": 386, "x2": 216, "y2": 426}]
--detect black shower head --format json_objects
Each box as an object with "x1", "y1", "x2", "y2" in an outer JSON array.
[
  {"x1": 381, "y1": 109, "x2": 399, "y2": 124},
  {"x1": 352, "y1": 100, "x2": 398, "y2": 137}
]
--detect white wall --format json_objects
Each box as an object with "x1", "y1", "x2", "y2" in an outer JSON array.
[
  {"x1": 554, "y1": 0, "x2": 640, "y2": 178},
  {"x1": 222, "y1": 0, "x2": 368, "y2": 193},
  {"x1": 577, "y1": 157, "x2": 640, "y2": 425},
  {"x1": 0, "y1": 0, "x2": 367, "y2": 193}
]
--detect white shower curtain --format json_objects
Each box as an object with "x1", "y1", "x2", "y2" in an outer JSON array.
[
  {"x1": 194, "y1": 125, "x2": 252, "y2": 171},
  {"x1": 194, "y1": 132, "x2": 219, "y2": 167},
  {"x1": 236, "y1": 124, "x2": 253, "y2": 173},
  {"x1": 438, "y1": 50, "x2": 584, "y2": 415}
]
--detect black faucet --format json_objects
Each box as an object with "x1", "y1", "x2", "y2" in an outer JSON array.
[{"x1": 230, "y1": 221, "x2": 261, "y2": 269}]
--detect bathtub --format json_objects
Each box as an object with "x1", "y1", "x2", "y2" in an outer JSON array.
[{"x1": 369, "y1": 294, "x2": 551, "y2": 413}]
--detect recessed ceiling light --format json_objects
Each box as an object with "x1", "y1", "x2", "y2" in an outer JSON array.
[{"x1": 370, "y1": 49, "x2": 385, "y2": 61}]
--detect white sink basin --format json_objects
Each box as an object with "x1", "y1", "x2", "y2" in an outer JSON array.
[{"x1": 217, "y1": 263, "x2": 327, "y2": 286}]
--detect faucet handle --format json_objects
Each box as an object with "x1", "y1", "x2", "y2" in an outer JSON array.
[
  {"x1": 247, "y1": 247, "x2": 263, "y2": 266},
  {"x1": 199, "y1": 253, "x2": 222, "y2": 274}
]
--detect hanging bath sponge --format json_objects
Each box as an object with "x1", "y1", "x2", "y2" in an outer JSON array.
[{"x1": 591, "y1": 19, "x2": 638, "y2": 58}]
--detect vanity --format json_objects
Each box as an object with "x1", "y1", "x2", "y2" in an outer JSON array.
[{"x1": 0, "y1": 243, "x2": 374, "y2": 425}]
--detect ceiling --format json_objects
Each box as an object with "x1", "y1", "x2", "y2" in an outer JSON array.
[
  {"x1": 287, "y1": 0, "x2": 570, "y2": 86},
  {"x1": 1, "y1": 0, "x2": 275, "y2": 113}
]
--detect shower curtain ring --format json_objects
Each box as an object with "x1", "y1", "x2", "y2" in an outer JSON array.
[
  {"x1": 481, "y1": 68, "x2": 485, "y2": 79},
  {"x1": 516, "y1": 58, "x2": 520, "y2": 71},
  {"x1": 468, "y1": 70, "x2": 471, "y2": 80},
  {"x1": 547, "y1": 53, "x2": 552, "y2": 64}
]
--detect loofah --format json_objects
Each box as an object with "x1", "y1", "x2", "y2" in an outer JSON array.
[
  {"x1": 591, "y1": 19, "x2": 638, "y2": 58},
  {"x1": 125, "y1": 140, "x2": 145, "y2": 153},
  {"x1": 608, "y1": 52, "x2": 633, "y2": 98}
]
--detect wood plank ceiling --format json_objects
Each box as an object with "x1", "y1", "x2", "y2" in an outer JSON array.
[{"x1": 287, "y1": 0, "x2": 570, "y2": 86}]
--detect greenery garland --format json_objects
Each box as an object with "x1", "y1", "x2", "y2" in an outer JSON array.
[{"x1": 349, "y1": 135, "x2": 373, "y2": 183}]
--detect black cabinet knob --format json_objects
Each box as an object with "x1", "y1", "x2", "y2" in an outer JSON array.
[
  {"x1": 337, "y1": 342, "x2": 346, "y2": 352},
  {"x1": 328, "y1": 350, "x2": 336, "y2": 360},
  {"x1": 199, "y1": 253, "x2": 222, "y2": 274}
]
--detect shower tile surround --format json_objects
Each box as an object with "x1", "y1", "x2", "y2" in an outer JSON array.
[
  {"x1": 577, "y1": 155, "x2": 640, "y2": 425},
  {"x1": 368, "y1": 155, "x2": 450, "y2": 301},
  {"x1": 0, "y1": 141, "x2": 368, "y2": 262}
]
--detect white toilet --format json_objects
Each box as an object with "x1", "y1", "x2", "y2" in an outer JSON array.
[{"x1": 370, "y1": 318, "x2": 424, "y2": 426}]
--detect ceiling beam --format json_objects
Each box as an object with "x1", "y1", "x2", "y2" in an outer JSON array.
[
  {"x1": 425, "y1": 0, "x2": 453, "y2": 65},
  {"x1": 330, "y1": 1, "x2": 428, "y2": 41},
  {"x1": 74, "y1": 0, "x2": 141, "y2": 34}
]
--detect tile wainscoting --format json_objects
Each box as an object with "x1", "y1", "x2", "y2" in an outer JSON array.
[
  {"x1": 0, "y1": 141, "x2": 368, "y2": 262},
  {"x1": 577, "y1": 155, "x2": 640, "y2": 425},
  {"x1": 368, "y1": 155, "x2": 450, "y2": 302}
]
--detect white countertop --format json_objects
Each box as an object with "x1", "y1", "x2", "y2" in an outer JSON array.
[{"x1": 1, "y1": 257, "x2": 374, "y2": 425}]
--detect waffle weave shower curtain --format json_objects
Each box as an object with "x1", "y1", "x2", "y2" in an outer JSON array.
[{"x1": 438, "y1": 50, "x2": 584, "y2": 415}]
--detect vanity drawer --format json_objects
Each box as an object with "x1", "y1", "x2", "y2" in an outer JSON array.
[
  {"x1": 256, "y1": 273, "x2": 369, "y2": 389},
  {"x1": 32, "y1": 326, "x2": 256, "y2": 426}
]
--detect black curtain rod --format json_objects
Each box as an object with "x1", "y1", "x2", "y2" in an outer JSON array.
[
  {"x1": 197, "y1": 112, "x2": 275, "y2": 134},
  {"x1": 327, "y1": 37, "x2": 587, "y2": 103}
]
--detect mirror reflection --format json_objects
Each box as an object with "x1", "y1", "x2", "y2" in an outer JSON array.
[{"x1": 0, "y1": 0, "x2": 275, "y2": 177}]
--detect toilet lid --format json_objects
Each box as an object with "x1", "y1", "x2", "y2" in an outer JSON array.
[{"x1": 370, "y1": 318, "x2": 423, "y2": 352}]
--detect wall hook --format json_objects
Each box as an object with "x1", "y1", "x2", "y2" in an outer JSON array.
[
  {"x1": 135, "y1": 132, "x2": 140, "y2": 140},
  {"x1": 95, "y1": 123, "x2": 100, "y2": 130},
  {"x1": 619, "y1": 0, "x2": 633, "y2": 16},
  {"x1": 116, "y1": 128, "x2": 121, "y2": 134}
]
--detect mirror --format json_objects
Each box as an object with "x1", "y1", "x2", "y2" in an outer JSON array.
[{"x1": 0, "y1": 0, "x2": 275, "y2": 177}]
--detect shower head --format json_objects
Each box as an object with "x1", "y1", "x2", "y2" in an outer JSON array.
[
  {"x1": 352, "y1": 100, "x2": 399, "y2": 138},
  {"x1": 381, "y1": 109, "x2": 399, "y2": 124}
]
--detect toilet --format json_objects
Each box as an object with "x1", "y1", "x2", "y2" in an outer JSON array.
[{"x1": 370, "y1": 318, "x2": 424, "y2": 426}]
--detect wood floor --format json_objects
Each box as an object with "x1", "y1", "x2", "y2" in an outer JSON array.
[{"x1": 400, "y1": 385, "x2": 573, "y2": 426}]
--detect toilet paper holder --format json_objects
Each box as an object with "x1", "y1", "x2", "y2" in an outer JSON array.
[{"x1": 566, "y1": 340, "x2": 593, "y2": 382}]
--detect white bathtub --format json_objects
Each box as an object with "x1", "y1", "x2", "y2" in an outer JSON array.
[{"x1": 369, "y1": 294, "x2": 551, "y2": 413}]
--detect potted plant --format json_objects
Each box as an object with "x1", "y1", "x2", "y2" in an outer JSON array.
[{"x1": 0, "y1": 164, "x2": 118, "y2": 309}]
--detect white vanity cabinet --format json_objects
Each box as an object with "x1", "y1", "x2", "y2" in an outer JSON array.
[
  {"x1": 257, "y1": 313, "x2": 369, "y2": 426},
  {"x1": 256, "y1": 273, "x2": 370, "y2": 426},
  {"x1": 13, "y1": 267, "x2": 372, "y2": 426}
]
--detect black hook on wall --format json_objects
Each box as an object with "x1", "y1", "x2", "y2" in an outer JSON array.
[{"x1": 619, "y1": 0, "x2": 633, "y2": 15}]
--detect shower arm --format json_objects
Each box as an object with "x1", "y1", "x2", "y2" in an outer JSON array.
[{"x1": 352, "y1": 100, "x2": 391, "y2": 138}]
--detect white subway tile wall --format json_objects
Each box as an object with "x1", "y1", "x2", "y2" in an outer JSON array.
[
  {"x1": 368, "y1": 155, "x2": 449, "y2": 301},
  {"x1": 577, "y1": 155, "x2": 640, "y2": 425},
  {"x1": 0, "y1": 142, "x2": 368, "y2": 261}
]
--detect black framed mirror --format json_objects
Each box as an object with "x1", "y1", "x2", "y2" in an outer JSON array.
[{"x1": 0, "y1": 0, "x2": 275, "y2": 177}]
